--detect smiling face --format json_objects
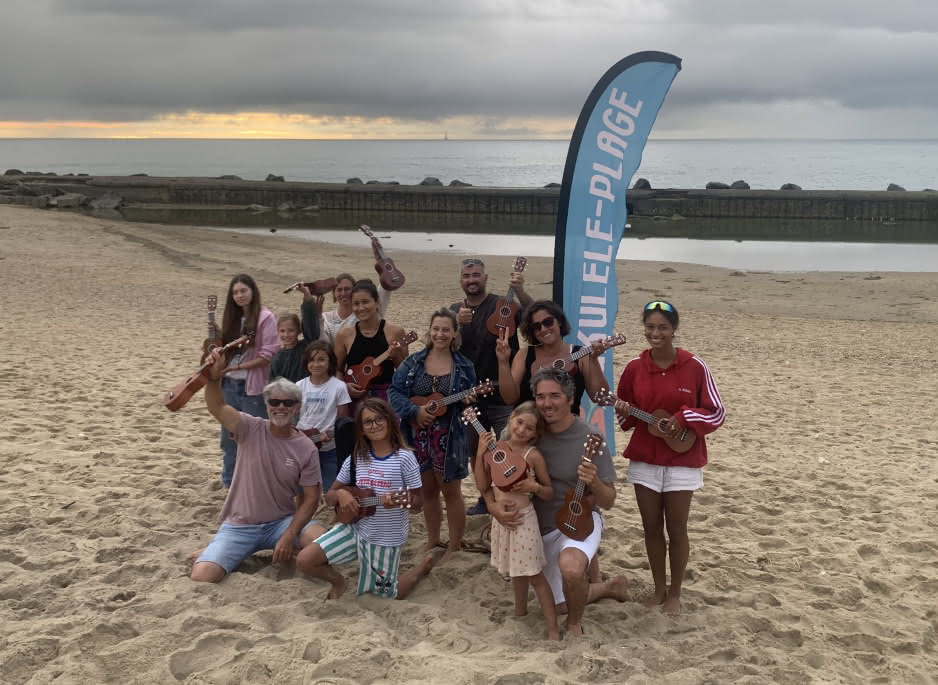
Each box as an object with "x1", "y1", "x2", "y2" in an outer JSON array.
[
  {"x1": 643, "y1": 311, "x2": 676, "y2": 352},
  {"x1": 278, "y1": 320, "x2": 299, "y2": 348},
  {"x1": 459, "y1": 264, "x2": 488, "y2": 297},
  {"x1": 530, "y1": 308, "x2": 560, "y2": 346},
  {"x1": 429, "y1": 314, "x2": 455, "y2": 351},
  {"x1": 266, "y1": 395, "x2": 299, "y2": 428},
  {"x1": 508, "y1": 412, "x2": 538, "y2": 445},
  {"x1": 306, "y1": 349, "x2": 330, "y2": 380},
  {"x1": 534, "y1": 379, "x2": 573, "y2": 426},
  {"x1": 351, "y1": 290, "x2": 378, "y2": 323},
  {"x1": 334, "y1": 277, "x2": 354, "y2": 305},
  {"x1": 231, "y1": 280, "x2": 253, "y2": 308},
  {"x1": 360, "y1": 408, "x2": 389, "y2": 442}
]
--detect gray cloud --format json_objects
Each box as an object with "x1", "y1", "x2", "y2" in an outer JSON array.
[{"x1": 1, "y1": 1, "x2": 935, "y2": 135}]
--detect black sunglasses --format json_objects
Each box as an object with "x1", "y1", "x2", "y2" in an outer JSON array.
[
  {"x1": 531, "y1": 316, "x2": 556, "y2": 332},
  {"x1": 267, "y1": 398, "x2": 299, "y2": 407}
]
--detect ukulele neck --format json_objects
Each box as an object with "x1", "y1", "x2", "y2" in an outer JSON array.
[
  {"x1": 504, "y1": 285, "x2": 518, "y2": 304},
  {"x1": 207, "y1": 311, "x2": 216, "y2": 342},
  {"x1": 440, "y1": 386, "x2": 474, "y2": 407},
  {"x1": 469, "y1": 417, "x2": 498, "y2": 450},
  {"x1": 629, "y1": 406, "x2": 661, "y2": 425},
  {"x1": 357, "y1": 495, "x2": 382, "y2": 508}
]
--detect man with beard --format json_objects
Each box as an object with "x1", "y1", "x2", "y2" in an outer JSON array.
[
  {"x1": 481, "y1": 367, "x2": 629, "y2": 636},
  {"x1": 189, "y1": 348, "x2": 325, "y2": 583},
  {"x1": 450, "y1": 258, "x2": 532, "y2": 514}
]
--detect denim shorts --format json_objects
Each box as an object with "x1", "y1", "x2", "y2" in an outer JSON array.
[{"x1": 197, "y1": 515, "x2": 320, "y2": 573}]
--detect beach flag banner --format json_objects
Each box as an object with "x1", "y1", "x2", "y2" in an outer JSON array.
[{"x1": 553, "y1": 52, "x2": 681, "y2": 445}]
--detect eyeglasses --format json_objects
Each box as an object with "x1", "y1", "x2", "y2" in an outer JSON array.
[
  {"x1": 267, "y1": 398, "x2": 299, "y2": 407},
  {"x1": 362, "y1": 416, "x2": 388, "y2": 428},
  {"x1": 531, "y1": 316, "x2": 556, "y2": 332},
  {"x1": 644, "y1": 301, "x2": 676, "y2": 314},
  {"x1": 460, "y1": 258, "x2": 485, "y2": 267}
]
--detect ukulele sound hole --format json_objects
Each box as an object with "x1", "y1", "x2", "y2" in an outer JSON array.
[
  {"x1": 552, "y1": 360, "x2": 565, "y2": 370},
  {"x1": 499, "y1": 306, "x2": 511, "y2": 317},
  {"x1": 568, "y1": 501, "x2": 583, "y2": 516},
  {"x1": 492, "y1": 450, "x2": 506, "y2": 464},
  {"x1": 362, "y1": 365, "x2": 373, "y2": 375},
  {"x1": 384, "y1": 264, "x2": 393, "y2": 271},
  {"x1": 426, "y1": 402, "x2": 439, "y2": 413}
]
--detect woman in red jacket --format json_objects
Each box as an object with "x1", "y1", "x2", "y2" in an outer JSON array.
[{"x1": 614, "y1": 301, "x2": 725, "y2": 616}]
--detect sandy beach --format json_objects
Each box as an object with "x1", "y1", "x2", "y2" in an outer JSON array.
[{"x1": 1, "y1": 204, "x2": 936, "y2": 684}]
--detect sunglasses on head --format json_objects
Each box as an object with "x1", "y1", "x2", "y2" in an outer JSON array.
[
  {"x1": 644, "y1": 301, "x2": 676, "y2": 314},
  {"x1": 531, "y1": 316, "x2": 556, "y2": 332},
  {"x1": 267, "y1": 398, "x2": 299, "y2": 407},
  {"x1": 461, "y1": 258, "x2": 485, "y2": 267}
]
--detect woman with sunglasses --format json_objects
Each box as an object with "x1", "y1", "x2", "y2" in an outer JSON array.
[
  {"x1": 334, "y1": 279, "x2": 409, "y2": 406},
  {"x1": 296, "y1": 398, "x2": 433, "y2": 600},
  {"x1": 218, "y1": 274, "x2": 281, "y2": 488},
  {"x1": 319, "y1": 273, "x2": 392, "y2": 346},
  {"x1": 613, "y1": 301, "x2": 725, "y2": 616},
  {"x1": 388, "y1": 308, "x2": 476, "y2": 563},
  {"x1": 496, "y1": 300, "x2": 608, "y2": 414}
]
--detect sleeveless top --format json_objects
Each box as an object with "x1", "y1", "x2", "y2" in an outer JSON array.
[
  {"x1": 519, "y1": 345, "x2": 587, "y2": 415},
  {"x1": 347, "y1": 320, "x2": 395, "y2": 385}
]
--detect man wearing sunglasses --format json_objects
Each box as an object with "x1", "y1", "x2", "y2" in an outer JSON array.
[
  {"x1": 189, "y1": 348, "x2": 326, "y2": 583},
  {"x1": 450, "y1": 258, "x2": 532, "y2": 514}
]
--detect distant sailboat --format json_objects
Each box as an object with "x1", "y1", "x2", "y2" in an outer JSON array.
[{"x1": 443, "y1": 131, "x2": 449, "y2": 141}]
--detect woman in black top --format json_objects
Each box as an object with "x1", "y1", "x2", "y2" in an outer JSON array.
[
  {"x1": 334, "y1": 280, "x2": 409, "y2": 405},
  {"x1": 497, "y1": 300, "x2": 608, "y2": 414}
]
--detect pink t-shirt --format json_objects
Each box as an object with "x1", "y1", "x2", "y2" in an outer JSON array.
[{"x1": 219, "y1": 414, "x2": 322, "y2": 525}]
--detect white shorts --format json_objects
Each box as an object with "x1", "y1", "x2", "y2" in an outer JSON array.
[
  {"x1": 627, "y1": 460, "x2": 703, "y2": 493},
  {"x1": 541, "y1": 510, "x2": 604, "y2": 604}
]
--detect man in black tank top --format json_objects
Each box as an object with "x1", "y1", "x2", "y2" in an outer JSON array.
[{"x1": 449, "y1": 258, "x2": 532, "y2": 514}]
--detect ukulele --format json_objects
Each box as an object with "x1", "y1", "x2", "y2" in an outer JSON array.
[
  {"x1": 301, "y1": 427, "x2": 329, "y2": 445},
  {"x1": 461, "y1": 406, "x2": 528, "y2": 491},
  {"x1": 345, "y1": 331, "x2": 418, "y2": 389},
  {"x1": 411, "y1": 379, "x2": 495, "y2": 418},
  {"x1": 200, "y1": 295, "x2": 219, "y2": 361},
  {"x1": 163, "y1": 334, "x2": 253, "y2": 412},
  {"x1": 360, "y1": 224, "x2": 405, "y2": 291},
  {"x1": 532, "y1": 333, "x2": 627, "y2": 375},
  {"x1": 593, "y1": 389, "x2": 697, "y2": 454},
  {"x1": 555, "y1": 433, "x2": 604, "y2": 541},
  {"x1": 485, "y1": 257, "x2": 528, "y2": 337},
  {"x1": 334, "y1": 487, "x2": 412, "y2": 525},
  {"x1": 283, "y1": 277, "x2": 338, "y2": 295}
]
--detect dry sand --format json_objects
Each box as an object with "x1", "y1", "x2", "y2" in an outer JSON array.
[{"x1": 1, "y1": 204, "x2": 937, "y2": 684}]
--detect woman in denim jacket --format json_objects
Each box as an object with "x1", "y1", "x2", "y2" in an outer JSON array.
[{"x1": 390, "y1": 308, "x2": 476, "y2": 563}]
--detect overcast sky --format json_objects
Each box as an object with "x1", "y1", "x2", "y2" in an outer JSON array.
[{"x1": 1, "y1": 0, "x2": 936, "y2": 138}]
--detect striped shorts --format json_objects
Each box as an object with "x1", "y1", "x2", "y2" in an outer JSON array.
[{"x1": 314, "y1": 523, "x2": 402, "y2": 598}]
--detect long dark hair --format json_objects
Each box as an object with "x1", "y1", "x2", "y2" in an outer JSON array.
[
  {"x1": 353, "y1": 398, "x2": 408, "y2": 463},
  {"x1": 221, "y1": 274, "x2": 261, "y2": 346},
  {"x1": 519, "y1": 299, "x2": 571, "y2": 344}
]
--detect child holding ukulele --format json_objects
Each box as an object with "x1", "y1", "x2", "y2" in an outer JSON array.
[
  {"x1": 295, "y1": 341, "x2": 351, "y2": 492},
  {"x1": 475, "y1": 401, "x2": 560, "y2": 640},
  {"x1": 296, "y1": 398, "x2": 433, "y2": 600}
]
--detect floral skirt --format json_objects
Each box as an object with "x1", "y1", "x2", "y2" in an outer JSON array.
[{"x1": 490, "y1": 503, "x2": 545, "y2": 578}]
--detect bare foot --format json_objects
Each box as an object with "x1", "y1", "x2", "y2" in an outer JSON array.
[
  {"x1": 554, "y1": 602, "x2": 568, "y2": 616},
  {"x1": 417, "y1": 539, "x2": 441, "y2": 556},
  {"x1": 327, "y1": 575, "x2": 347, "y2": 600},
  {"x1": 643, "y1": 587, "x2": 667, "y2": 609},
  {"x1": 565, "y1": 621, "x2": 584, "y2": 637},
  {"x1": 414, "y1": 553, "x2": 435, "y2": 576},
  {"x1": 513, "y1": 606, "x2": 529, "y2": 617},
  {"x1": 607, "y1": 575, "x2": 630, "y2": 602},
  {"x1": 186, "y1": 549, "x2": 204, "y2": 564},
  {"x1": 662, "y1": 594, "x2": 682, "y2": 616},
  {"x1": 547, "y1": 628, "x2": 561, "y2": 641},
  {"x1": 438, "y1": 545, "x2": 461, "y2": 566}
]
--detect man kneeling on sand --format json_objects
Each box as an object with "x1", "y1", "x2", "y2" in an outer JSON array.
[
  {"x1": 190, "y1": 349, "x2": 325, "y2": 583},
  {"x1": 482, "y1": 367, "x2": 629, "y2": 636}
]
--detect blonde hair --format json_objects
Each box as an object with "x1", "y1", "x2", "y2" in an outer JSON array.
[{"x1": 500, "y1": 401, "x2": 545, "y2": 444}]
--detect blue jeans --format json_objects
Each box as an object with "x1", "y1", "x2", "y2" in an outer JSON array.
[
  {"x1": 318, "y1": 448, "x2": 338, "y2": 493},
  {"x1": 220, "y1": 378, "x2": 268, "y2": 487}
]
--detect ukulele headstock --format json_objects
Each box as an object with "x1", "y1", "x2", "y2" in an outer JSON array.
[
  {"x1": 474, "y1": 379, "x2": 495, "y2": 398},
  {"x1": 461, "y1": 406, "x2": 481, "y2": 425},
  {"x1": 583, "y1": 433, "x2": 605, "y2": 461},
  {"x1": 603, "y1": 333, "x2": 626, "y2": 348},
  {"x1": 591, "y1": 388, "x2": 617, "y2": 407},
  {"x1": 512, "y1": 256, "x2": 528, "y2": 274},
  {"x1": 206, "y1": 295, "x2": 217, "y2": 313},
  {"x1": 389, "y1": 488, "x2": 412, "y2": 509},
  {"x1": 395, "y1": 331, "x2": 419, "y2": 348},
  {"x1": 359, "y1": 224, "x2": 377, "y2": 241}
]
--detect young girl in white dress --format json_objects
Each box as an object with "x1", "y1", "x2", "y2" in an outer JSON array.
[{"x1": 476, "y1": 401, "x2": 560, "y2": 640}]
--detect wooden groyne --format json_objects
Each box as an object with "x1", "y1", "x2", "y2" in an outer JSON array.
[{"x1": 3, "y1": 175, "x2": 937, "y2": 221}]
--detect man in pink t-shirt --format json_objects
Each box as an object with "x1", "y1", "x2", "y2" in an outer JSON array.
[{"x1": 190, "y1": 350, "x2": 326, "y2": 583}]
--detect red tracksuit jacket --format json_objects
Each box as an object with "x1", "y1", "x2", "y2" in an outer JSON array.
[{"x1": 615, "y1": 348, "x2": 725, "y2": 468}]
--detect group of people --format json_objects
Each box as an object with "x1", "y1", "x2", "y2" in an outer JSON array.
[{"x1": 188, "y1": 257, "x2": 725, "y2": 638}]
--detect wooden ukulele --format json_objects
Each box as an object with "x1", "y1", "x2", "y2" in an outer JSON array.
[
  {"x1": 360, "y1": 224, "x2": 405, "y2": 291},
  {"x1": 411, "y1": 379, "x2": 495, "y2": 418},
  {"x1": 200, "y1": 295, "x2": 219, "y2": 361},
  {"x1": 345, "y1": 331, "x2": 418, "y2": 389},
  {"x1": 485, "y1": 256, "x2": 527, "y2": 337},
  {"x1": 461, "y1": 406, "x2": 528, "y2": 491},
  {"x1": 163, "y1": 334, "x2": 252, "y2": 412},
  {"x1": 301, "y1": 427, "x2": 329, "y2": 445},
  {"x1": 555, "y1": 433, "x2": 604, "y2": 541},
  {"x1": 283, "y1": 277, "x2": 338, "y2": 295},
  {"x1": 334, "y1": 487, "x2": 412, "y2": 525},
  {"x1": 532, "y1": 333, "x2": 627, "y2": 375},
  {"x1": 593, "y1": 389, "x2": 697, "y2": 454}
]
